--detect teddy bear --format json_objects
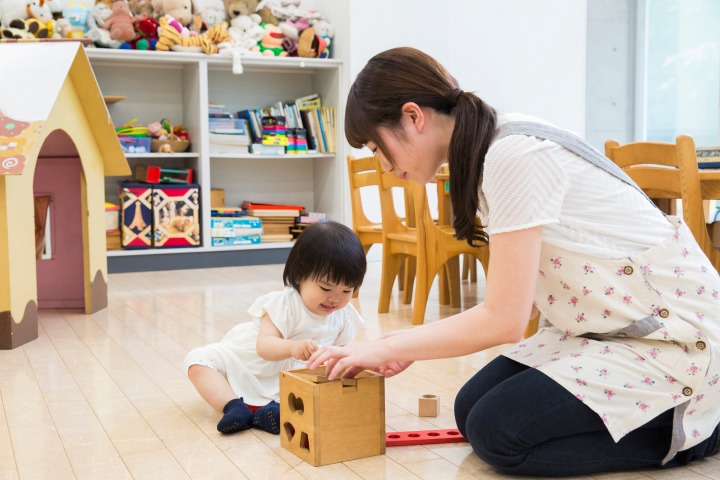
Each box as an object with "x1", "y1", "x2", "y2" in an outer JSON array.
[
  {"x1": 191, "y1": 0, "x2": 226, "y2": 27},
  {"x1": 151, "y1": 0, "x2": 192, "y2": 27},
  {"x1": 86, "y1": 2, "x2": 123, "y2": 47},
  {"x1": 217, "y1": 13, "x2": 263, "y2": 73},
  {"x1": 224, "y1": 0, "x2": 256, "y2": 20},
  {"x1": 103, "y1": 0, "x2": 140, "y2": 43}
]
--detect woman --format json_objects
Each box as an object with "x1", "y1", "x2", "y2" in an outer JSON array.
[{"x1": 308, "y1": 47, "x2": 720, "y2": 476}]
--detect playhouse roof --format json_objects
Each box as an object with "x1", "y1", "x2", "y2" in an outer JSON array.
[{"x1": 0, "y1": 42, "x2": 127, "y2": 176}]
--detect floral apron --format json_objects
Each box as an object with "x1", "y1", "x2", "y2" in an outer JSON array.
[{"x1": 496, "y1": 122, "x2": 720, "y2": 462}]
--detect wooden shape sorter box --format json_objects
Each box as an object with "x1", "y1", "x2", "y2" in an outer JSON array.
[{"x1": 279, "y1": 368, "x2": 386, "y2": 466}]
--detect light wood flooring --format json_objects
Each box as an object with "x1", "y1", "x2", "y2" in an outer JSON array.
[{"x1": 1, "y1": 260, "x2": 719, "y2": 479}]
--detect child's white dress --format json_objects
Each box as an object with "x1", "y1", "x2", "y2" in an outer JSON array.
[{"x1": 184, "y1": 286, "x2": 364, "y2": 406}]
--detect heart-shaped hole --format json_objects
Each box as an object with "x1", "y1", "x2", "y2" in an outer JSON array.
[
  {"x1": 288, "y1": 392, "x2": 304, "y2": 414},
  {"x1": 283, "y1": 422, "x2": 295, "y2": 442}
]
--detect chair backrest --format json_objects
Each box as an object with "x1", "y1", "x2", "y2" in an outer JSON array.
[
  {"x1": 375, "y1": 162, "x2": 413, "y2": 236},
  {"x1": 605, "y1": 135, "x2": 720, "y2": 268},
  {"x1": 346, "y1": 155, "x2": 382, "y2": 239}
]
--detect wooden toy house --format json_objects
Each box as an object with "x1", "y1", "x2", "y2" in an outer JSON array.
[
  {"x1": 0, "y1": 42, "x2": 129, "y2": 349},
  {"x1": 279, "y1": 367, "x2": 386, "y2": 466}
]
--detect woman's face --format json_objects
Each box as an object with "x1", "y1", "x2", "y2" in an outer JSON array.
[{"x1": 366, "y1": 105, "x2": 452, "y2": 184}]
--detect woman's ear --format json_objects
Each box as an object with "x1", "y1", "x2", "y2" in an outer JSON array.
[{"x1": 400, "y1": 102, "x2": 425, "y2": 133}]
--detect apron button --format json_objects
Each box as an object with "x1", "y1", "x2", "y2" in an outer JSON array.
[
  {"x1": 659, "y1": 309, "x2": 669, "y2": 318},
  {"x1": 696, "y1": 341, "x2": 707, "y2": 350},
  {"x1": 623, "y1": 265, "x2": 634, "y2": 275},
  {"x1": 683, "y1": 387, "x2": 693, "y2": 396}
]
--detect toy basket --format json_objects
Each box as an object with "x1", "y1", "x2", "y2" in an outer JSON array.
[{"x1": 151, "y1": 121, "x2": 190, "y2": 153}]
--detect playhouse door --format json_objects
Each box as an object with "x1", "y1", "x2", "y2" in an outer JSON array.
[{"x1": 35, "y1": 157, "x2": 85, "y2": 309}]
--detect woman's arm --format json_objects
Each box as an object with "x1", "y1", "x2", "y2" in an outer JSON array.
[
  {"x1": 308, "y1": 225, "x2": 543, "y2": 378},
  {"x1": 256, "y1": 315, "x2": 318, "y2": 361}
]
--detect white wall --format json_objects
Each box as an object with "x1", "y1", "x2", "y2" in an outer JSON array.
[{"x1": 324, "y1": 1, "x2": 587, "y2": 259}]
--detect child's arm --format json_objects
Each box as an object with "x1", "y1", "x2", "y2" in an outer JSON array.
[{"x1": 256, "y1": 314, "x2": 318, "y2": 361}]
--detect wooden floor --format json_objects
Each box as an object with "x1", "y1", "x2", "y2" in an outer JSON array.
[{"x1": 1, "y1": 260, "x2": 719, "y2": 479}]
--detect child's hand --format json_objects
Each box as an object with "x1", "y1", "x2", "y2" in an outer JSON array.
[{"x1": 291, "y1": 339, "x2": 319, "y2": 360}]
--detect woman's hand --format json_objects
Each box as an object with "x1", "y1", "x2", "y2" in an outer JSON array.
[
  {"x1": 290, "y1": 339, "x2": 319, "y2": 360},
  {"x1": 307, "y1": 341, "x2": 389, "y2": 380}
]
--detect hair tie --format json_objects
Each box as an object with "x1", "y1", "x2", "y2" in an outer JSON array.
[{"x1": 450, "y1": 88, "x2": 463, "y2": 104}]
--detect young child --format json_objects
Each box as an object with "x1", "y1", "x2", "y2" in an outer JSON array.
[{"x1": 184, "y1": 220, "x2": 367, "y2": 434}]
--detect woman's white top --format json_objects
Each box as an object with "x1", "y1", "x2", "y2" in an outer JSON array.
[{"x1": 478, "y1": 113, "x2": 675, "y2": 257}]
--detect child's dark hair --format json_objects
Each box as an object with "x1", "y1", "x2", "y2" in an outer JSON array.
[
  {"x1": 283, "y1": 221, "x2": 367, "y2": 291},
  {"x1": 345, "y1": 47, "x2": 496, "y2": 246}
]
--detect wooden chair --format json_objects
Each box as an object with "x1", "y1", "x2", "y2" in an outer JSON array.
[
  {"x1": 376, "y1": 164, "x2": 490, "y2": 325},
  {"x1": 605, "y1": 135, "x2": 720, "y2": 272},
  {"x1": 347, "y1": 154, "x2": 406, "y2": 298}
]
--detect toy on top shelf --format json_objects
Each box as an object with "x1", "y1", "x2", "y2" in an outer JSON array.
[
  {"x1": 103, "y1": 0, "x2": 141, "y2": 44},
  {"x1": 134, "y1": 164, "x2": 193, "y2": 184}
]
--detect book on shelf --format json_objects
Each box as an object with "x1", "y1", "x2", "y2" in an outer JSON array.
[
  {"x1": 242, "y1": 201, "x2": 304, "y2": 210},
  {"x1": 211, "y1": 216, "x2": 261, "y2": 228},
  {"x1": 261, "y1": 234, "x2": 294, "y2": 243},
  {"x1": 296, "y1": 93, "x2": 321, "y2": 110},
  {"x1": 250, "y1": 144, "x2": 286, "y2": 155},
  {"x1": 211, "y1": 207, "x2": 246, "y2": 217}
]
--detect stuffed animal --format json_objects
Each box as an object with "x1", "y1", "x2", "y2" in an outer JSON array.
[
  {"x1": 103, "y1": 0, "x2": 139, "y2": 43},
  {"x1": 310, "y1": 17, "x2": 332, "y2": 58},
  {"x1": 191, "y1": 0, "x2": 226, "y2": 26},
  {"x1": 86, "y1": 2, "x2": 122, "y2": 47},
  {"x1": 224, "y1": 0, "x2": 256, "y2": 20},
  {"x1": 257, "y1": 22, "x2": 286, "y2": 56},
  {"x1": 296, "y1": 25, "x2": 325, "y2": 58},
  {"x1": 53, "y1": 17, "x2": 72, "y2": 37},
  {"x1": 128, "y1": 0, "x2": 152, "y2": 17},
  {"x1": 155, "y1": 15, "x2": 228, "y2": 53},
  {"x1": 63, "y1": 0, "x2": 92, "y2": 38},
  {"x1": 218, "y1": 13, "x2": 262, "y2": 73},
  {"x1": 2, "y1": 19, "x2": 35, "y2": 38},
  {"x1": 0, "y1": 0, "x2": 28, "y2": 28},
  {"x1": 25, "y1": 0, "x2": 53, "y2": 37},
  {"x1": 151, "y1": 0, "x2": 192, "y2": 26}
]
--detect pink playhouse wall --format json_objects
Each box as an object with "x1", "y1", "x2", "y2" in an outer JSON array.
[{"x1": 33, "y1": 131, "x2": 84, "y2": 309}]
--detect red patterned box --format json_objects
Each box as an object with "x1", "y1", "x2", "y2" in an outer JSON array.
[
  {"x1": 153, "y1": 184, "x2": 201, "y2": 248},
  {"x1": 119, "y1": 182, "x2": 153, "y2": 249}
]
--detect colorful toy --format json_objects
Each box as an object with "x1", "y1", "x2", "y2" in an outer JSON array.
[
  {"x1": 1, "y1": 19, "x2": 35, "y2": 39},
  {"x1": 103, "y1": 0, "x2": 140, "y2": 43},
  {"x1": 258, "y1": 22, "x2": 286, "y2": 56},
  {"x1": 279, "y1": 367, "x2": 385, "y2": 466},
  {"x1": 25, "y1": 0, "x2": 53, "y2": 38},
  {"x1": 63, "y1": 0, "x2": 92, "y2": 38},
  {"x1": 0, "y1": 42, "x2": 129, "y2": 349},
  {"x1": 385, "y1": 429, "x2": 468, "y2": 447},
  {"x1": 86, "y1": 2, "x2": 123, "y2": 48}
]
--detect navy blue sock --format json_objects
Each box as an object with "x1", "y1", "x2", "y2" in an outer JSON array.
[
  {"x1": 252, "y1": 400, "x2": 280, "y2": 434},
  {"x1": 217, "y1": 398, "x2": 254, "y2": 434}
]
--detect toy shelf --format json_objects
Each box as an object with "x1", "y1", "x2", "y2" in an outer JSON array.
[{"x1": 85, "y1": 49, "x2": 345, "y2": 273}]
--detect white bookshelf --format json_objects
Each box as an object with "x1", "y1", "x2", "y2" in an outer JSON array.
[{"x1": 86, "y1": 49, "x2": 344, "y2": 271}]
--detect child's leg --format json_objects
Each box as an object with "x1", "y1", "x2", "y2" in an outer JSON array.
[
  {"x1": 185, "y1": 348, "x2": 254, "y2": 434},
  {"x1": 188, "y1": 365, "x2": 237, "y2": 412}
]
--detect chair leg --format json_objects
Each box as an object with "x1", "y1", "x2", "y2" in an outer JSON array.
[
  {"x1": 469, "y1": 256, "x2": 477, "y2": 283},
  {"x1": 402, "y1": 256, "x2": 416, "y2": 305},
  {"x1": 462, "y1": 254, "x2": 469, "y2": 281},
  {"x1": 445, "y1": 257, "x2": 461, "y2": 308},
  {"x1": 439, "y1": 264, "x2": 450, "y2": 305},
  {"x1": 412, "y1": 257, "x2": 442, "y2": 325},
  {"x1": 378, "y1": 253, "x2": 403, "y2": 314}
]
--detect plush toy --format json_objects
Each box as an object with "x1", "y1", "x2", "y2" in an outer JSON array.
[
  {"x1": 103, "y1": 0, "x2": 140, "y2": 43},
  {"x1": 218, "y1": 13, "x2": 263, "y2": 73},
  {"x1": 296, "y1": 25, "x2": 324, "y2": 58},
  {"x1": 155, "y1": 15, "x2": 228, "y2": 53},
  {"x1": 310, "y1": 17, "x2": 333, "y2": 58},
  {"x1": 2, "y1": 19, "x2": 35, "y2": 38},
  {"x1": 134, "y1": 16, "x2": 158, "y2": 48},
  {"x1": 86, "y1": 2, "x2": 123, "y2": 47},
  {"x1": 63, "y1": 0, "x2": 92, "y2": 38},
  {"x1": 224, "y1": 0, "x2": 256, "y2": 20},
  {"x1": 25, "y1": 0, "x2": 53, "y2": 37},
  {"x1": 151, "y1": 0, "x2": 192, "y2": 27},
  {"x1": 53, "y1": 17, "x2": 72, "y2": 37},
  {"x1": 0, "y1": 0, "x2": 28, "y2": 28},
  {"x1": 257, "y1": 22, "x2": 286, "y2": 56},
  {"x1": 191, "y1": 0, "x2": 226, "y2": 27}
]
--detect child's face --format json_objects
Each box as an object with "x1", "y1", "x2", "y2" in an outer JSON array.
[{"x1": 298, "y1": 278, "x2": 354, "y2": 316}]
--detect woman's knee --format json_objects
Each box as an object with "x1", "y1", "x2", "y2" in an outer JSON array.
[{"x1": 464, "y1": 401, "x2": 528, "y2": 473}]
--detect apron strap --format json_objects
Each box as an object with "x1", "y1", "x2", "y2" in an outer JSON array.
[{"x1": 495, "y1": 121, "x2": 654, "y2": 205}]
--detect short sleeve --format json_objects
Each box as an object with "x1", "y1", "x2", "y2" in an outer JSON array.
[
  {"x1": 331, "y1": 303, "x2": 364, "y2": 346},
  {"x1": 483, "y1": 134, "x2": 569, "y2": 235},
  {"x1": 246, "y1": 287, "x2": 299, "y2": 338}
]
